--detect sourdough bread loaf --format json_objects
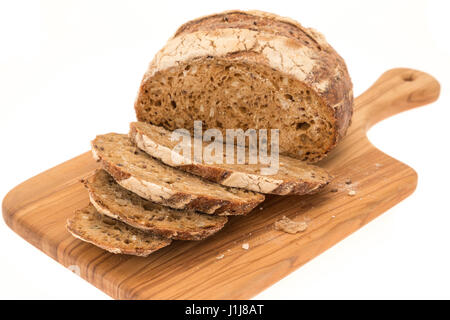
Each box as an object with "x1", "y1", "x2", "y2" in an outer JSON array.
[
  {"x1": 134, "y1": 10, "x2": 353, "y2": 162},
  {"x1": 91, "y1": 133, "x2": 265, "y2": 215},
  {"x1": 85, "y1": 170, "x2": 228, "y2": 240},
  {"x1": 130, "y1": 122, "x2": 331, "y2": 195},
  {"x1": 66, "y1": 204, "x2": 171, "y2": 257}
]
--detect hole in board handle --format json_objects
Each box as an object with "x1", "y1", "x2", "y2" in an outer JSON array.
[{"x1": 402, "y1": 74, "x2": 415, "y2": 82}]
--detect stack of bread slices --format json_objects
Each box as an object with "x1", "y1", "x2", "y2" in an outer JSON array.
[{"x1": 66, "y1": 10, "x2": 353, "y2": 257}]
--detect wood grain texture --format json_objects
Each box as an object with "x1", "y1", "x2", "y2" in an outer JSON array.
[{"x1": 2, "y1": 68, "x2": 440, "y2": 300}]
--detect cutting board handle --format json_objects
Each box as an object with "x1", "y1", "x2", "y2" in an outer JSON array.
[{"x1": 354, "y1": 68, "x2": 440, "y2": 131}]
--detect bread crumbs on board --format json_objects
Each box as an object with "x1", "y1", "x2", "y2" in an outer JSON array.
[
  {"x1": 242, "y1": 243, "x2": 250, "y2": 250},
  {"x1": 274, "y1": 216, "x2": 308, "y2": 234},
  {"x1": 329, "y1": 177, "x2": 358, "y2": 194}
]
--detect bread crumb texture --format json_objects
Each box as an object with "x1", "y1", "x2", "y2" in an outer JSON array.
[{"x1": 135, "y1": 10, "x2": 353, "y2": 163}]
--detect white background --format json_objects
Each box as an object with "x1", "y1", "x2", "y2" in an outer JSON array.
[{"x1": 1, "y1": 0, "x2": 449, "y2": 299}]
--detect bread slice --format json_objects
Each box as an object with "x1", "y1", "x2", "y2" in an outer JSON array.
[
  {"x1": 91, "y1": 133, "x2": 265, "y2": 215},
  {"x1": 84, "y1": 170, "x2": 228, "y2": 240},
  {"x1": 66, "y1": 204, "x2": 171, "y2": 257},
  {"x1": 129, "y1": 122, "x2": 332, "y2": 195},
  {"x1": 134, "y1": 10, "x2": 353, "y2": 163}
]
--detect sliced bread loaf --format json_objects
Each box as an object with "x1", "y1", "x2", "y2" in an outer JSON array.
[
  {"x1": 91, "y1": 133, "x2": 265, "y2": 215},
  {"x1": 84, "y1": 170, "x2": 228, "y2": 240},
  {"x1": 134, "y1": 10, "x2": 353, "y2": 162},
  {"x1": 130, "y1": 122, "x2": 331, "y2": 195},
  {"x1": 66, "y1": 204, "x2": 171, "y2": 257}
]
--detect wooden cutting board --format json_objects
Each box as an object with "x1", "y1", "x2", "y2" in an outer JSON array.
[{"x1": 2, "y1": 68, "x2": 440, "y2": 300}]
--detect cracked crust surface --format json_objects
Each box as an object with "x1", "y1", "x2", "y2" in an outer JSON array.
[
  {"x1": 91, "y1": 133, "x2": 265, "y2": 215},
  {"x1": 85, "y1": 170, "x2": 228, "y2": 240},
  {"x1": 66, "y1": 204, "x2": 171, "y2": 257},
  {"x1": 130, "y1": 122, "x2": 332, "y2": 195},
  {"x1": 135, "y1": 10, "x2": 353, "y2": 162}
]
